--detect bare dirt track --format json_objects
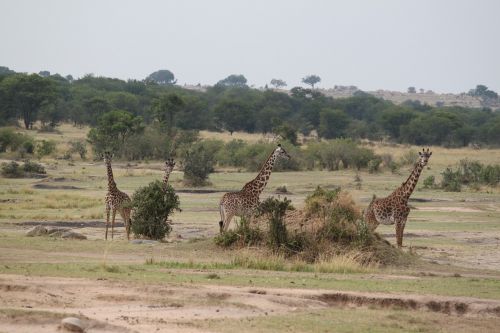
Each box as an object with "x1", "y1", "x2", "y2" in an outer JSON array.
[{"x1": 1, "y1": 274, "x2": 500, "y2": 333}]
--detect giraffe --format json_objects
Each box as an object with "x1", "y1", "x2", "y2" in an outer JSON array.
[
  {"x1": 219, "y1": 144, "x2": 291, "y2": 233},
  {"x1": 103, "y1": 152, "x2": 132, "y2": 240},
  {"x1": 364, "y1": 148, "x2": 432, "y2": 247},
  {"x1": 162, "y1": 158, "x2": 175, "y2": 190}
]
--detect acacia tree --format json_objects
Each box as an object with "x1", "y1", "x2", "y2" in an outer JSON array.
[
  {"x1": 302, "y1": 75, "x2": 321, "y2": 89},
  {"x1": 270, "y1": 79, "x2": 287, "y2": 89},
  {"x1": 0, "y1": 74, "x2": 57, "y2": 129},
  {"x1": 87, "y1": 110, "x2": 144, "y2": 155},
  {"x1": 145, "y1": 70, "x2": 176, "y2": 85},
  {"x1": 216, "y1": 74, "x2": 248, "y2": 88}
]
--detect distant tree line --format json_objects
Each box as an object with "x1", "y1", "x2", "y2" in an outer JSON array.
[{"x1": 1, "y1": 66, "x2": 499, "y2": 147}]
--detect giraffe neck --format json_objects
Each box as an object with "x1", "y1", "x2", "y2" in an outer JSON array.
[
  {"x1": 242, "y1": 151, "x2": 278, "y2": 196},
  {"x1": 105, "y1": 161, "x2": 118, "y2": 192},
  {"x1": 394, "y1": 162, "x2": 424, "y2": 200},
  {"x1": 163, "y1": 171, "x2": 172, "y2": 189}
]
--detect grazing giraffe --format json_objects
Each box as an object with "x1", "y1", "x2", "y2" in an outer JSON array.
[
  {"x1": 364, "y1": 148, "x2": 432, "y2": 247},
  {"x1": 162, "y1": 158, "x2": 175, "y2": 190},
  {"x1": 103, "y1": 152, "x2": 132, "y2": 240},
  {"x1": 219, "y1": 144, "x2": 291, "y2": 233}
]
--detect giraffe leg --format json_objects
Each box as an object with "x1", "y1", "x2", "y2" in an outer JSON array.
[
  {"x1": 111, "y1": 209, "x2": 116, "y2": 240},
  {"x1": 395, "y1": 222, "x2": 403, "y2": 247},
  {"x1": 223, "y1": 213, "x2": 235, "y2": 232},
  {"x1": 397, "y1": 208, "x2": 410, "y2": 248},
  {"x1": 124, "y1": 208, "x2": 131, "y2": 240},
  {"x1": 105, "y1": 207, "x2": 110, "y2": 240}
]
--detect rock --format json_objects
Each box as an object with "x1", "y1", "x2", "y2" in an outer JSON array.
[
  {"x1": 26, "y1": 225, "x2": 48, "y2": 237},
  {"x1": 61, "y1": 231, "x2": 87, "y2": 240},
  {"x1": 130, "y1": 239, "x2": 158, "y2": 244},
  {"x1": 61, "y1": 317, "x2": 84, "y2": 332}
]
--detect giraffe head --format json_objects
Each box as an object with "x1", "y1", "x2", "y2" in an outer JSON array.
[
  {"x1": 164, "y1": 158, "x2": 176, "y2": 174},
  {"x1": 103, "y1": 151, "x2": 113, "y2": 164},
  {"x1": 274, "y1": 144, "x2": 291, "y2": 160},
  {"x1": 418, "y1": 148, "x2": 432, "y2": 167}
]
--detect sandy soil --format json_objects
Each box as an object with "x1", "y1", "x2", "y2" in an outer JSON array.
[{"x1": 1, "y1": 274, "x2": 499, "y2": 333}]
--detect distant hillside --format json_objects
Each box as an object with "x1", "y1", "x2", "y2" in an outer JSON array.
[{"x1": 319, "y1": 86, "x2": 500, "y2": 109}]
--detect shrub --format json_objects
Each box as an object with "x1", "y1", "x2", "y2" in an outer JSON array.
[
  {"x1": 182, "y1": 140, "x2": 219, "y2": 186},
  {"x1": 131, "y1": 180, "x2": 180, "y2": 240},
  {"x1": 368, "y1": 158, "x2": 382, "y2": 174},
  {"x1": 258, "y1": 197, "x2": 294, "y2": 250},
  {"x1": 0, "y1": 128, "x2": 35, "y2": 156},
  {"x1": 36, "y1": 140, "x2": 56, "y2": 158},
  {"x1": 440, "y1": 168, "x2": 462, "y2": 192},
  {"x1": 214, "y1": 217, "x2": 263, "y2": 247},
  {"x1": 480, "y1": 165, "x2": 500, "y2": 185},
  {"x1": 423, "y1": 175, "x2": 435, "y2": 189},
  {"x1": 1, "y1": 161, "x2": 23, "y2": 178},
  {"x1": 214, "y1": 230, "x2": 239, "y2": 247},
  {"x1": 68, "y1": 140, "x2": 87, "y2": 159},
  {"x1": 23, "y1": 160, "x2": 46, "y2": 174},
  {"x1": 1, "y1": 160, "x2": 46, "y2": 178}
]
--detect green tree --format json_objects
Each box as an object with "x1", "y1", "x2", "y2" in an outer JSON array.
[
  {"x1": 152, "y1": 93, "x2": 185, "y2": 134},
  {"x1": 216, "y1": 74, "x2": 248, "y2": 88},
  {"x1": 318, "y1": 109, "x2": 350, "y2": 139},
  {"x1": 407, "y1": 86, "x2": 416, "y2": 93},
  {"x1": 270, "y1": 79, "x2": 287, "y2": 89},
  {"x1": 145, "y1": 70, "x2": 176, "y2": 85},
  {"x1": 213, "y1": 97, "x2": 254, "y2": 134},
  {"x1": 302, "y1": 75, "x2": 321, "y2": 89},
  {"x1": 0, "y1": 74, "x2": 57, "y2": 129},
  {"x1": 87, "y1": 110, "x2": 144, "y2": 155}
]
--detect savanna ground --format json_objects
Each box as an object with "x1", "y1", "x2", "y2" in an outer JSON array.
[{"x1": 0, "y1": 124, "x2": 499, "y2": 332}]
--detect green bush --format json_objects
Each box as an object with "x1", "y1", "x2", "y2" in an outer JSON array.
[
  {"x1": 439, "y1": 159, "x2": 500, "y2": 190},
  {"x1": 1, "y1": 160, "x2": 46, "y2": 178},
  {"x1": 68, "y1": 140, "x2": 87, "y2": 159},
  {"x1": 258, "y1": 197, "x2": 294, "y2": 250},
  {"x1": 440, "y1": 168, "x2": 462, "y2": 192},
  {"x1": 36, "y1": 140, "x2": 56, "y2": 158},
  {"x1": 131, "y1": 180, "x2": 180, "y2": 240},
  {"x1": 214, "y1": 217, "x2": 263, "y2": 247},
  {"x1": 0, "y1": 128, "x2": 34, "y2": 154},
  {"x1": 423, "y1": 175, "x2": 435, "y2": 189},
  {"x1": 214, "y1": 230, "x2": 239, "y2": 247},
  {"x1": 1, "y1": 161, "x2": 23, "y2": 178},
  {"x1": 182, "y1": 140, "x2": 220, "y2": 186},
  {"x1": 480, "y1": 165, "x2": 500, "y2": 185}
]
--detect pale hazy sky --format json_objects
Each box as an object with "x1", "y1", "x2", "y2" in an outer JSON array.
[{"x1": 1, "y1": 0, "x2": 499, "y2": 93}]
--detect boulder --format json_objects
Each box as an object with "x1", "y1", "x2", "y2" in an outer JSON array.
[
  {"x1": 61, "y1": 317, "x2": 84, "y2": 332},
  {"x1": 26, "y1": 225, "x2": 48, "y2": 237}
]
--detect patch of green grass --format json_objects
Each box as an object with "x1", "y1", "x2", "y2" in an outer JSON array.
[
  {"x1": 1, "y1": 262, "x2": 499, "y2": 299},
  {"x1": 192, "y1": 307, "x2": 500, "y2": 333}
]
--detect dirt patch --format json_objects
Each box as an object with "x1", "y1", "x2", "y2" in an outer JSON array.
[
  {"x1": 1, "y1": 274, "x2": 499, "y2": 333},
  {"x1": 418, "y1": 206, "x2": 483, "y2": 213}
]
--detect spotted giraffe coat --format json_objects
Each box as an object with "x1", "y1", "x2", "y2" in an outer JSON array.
[
  {"x1": 219, "y1": 145, "x2": 290, "y2": 232},
  {"x1": 364, "y1": 148, "x2": 432, "y2": 247}
]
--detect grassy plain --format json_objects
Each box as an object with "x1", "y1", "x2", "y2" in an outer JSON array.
[{"x1": 0, "y1": 124, "x2": 499, "y2": 332}]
